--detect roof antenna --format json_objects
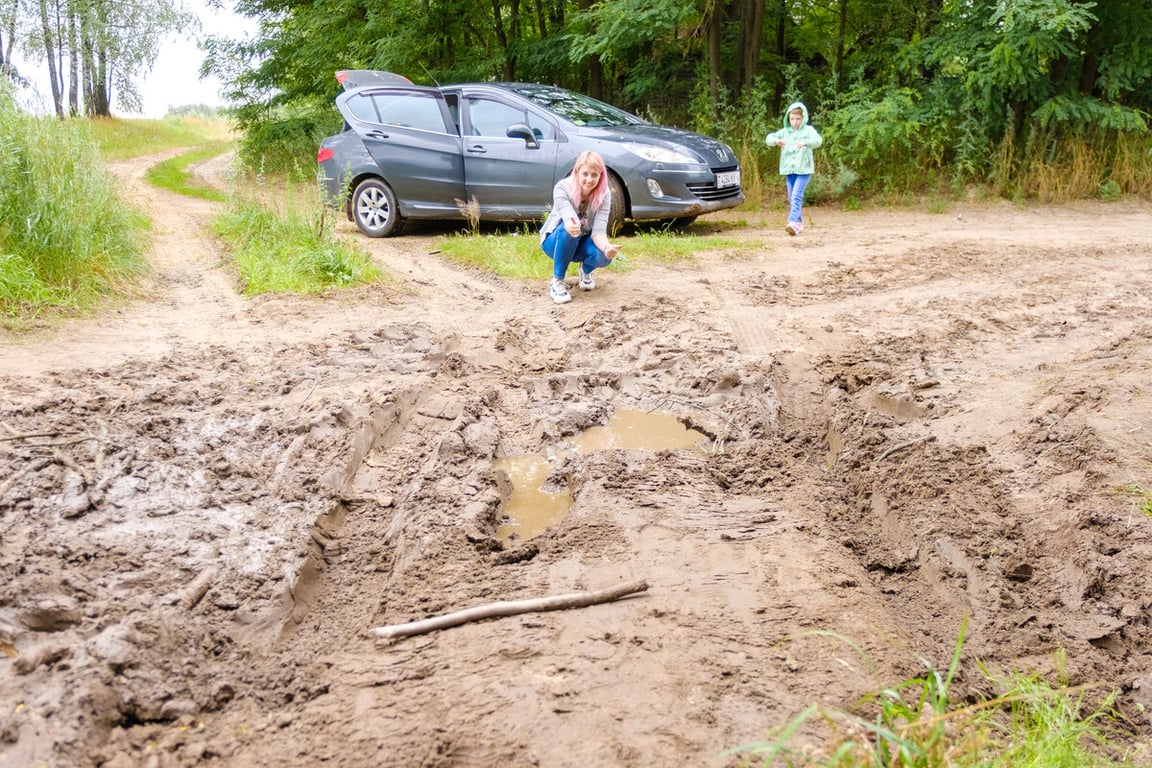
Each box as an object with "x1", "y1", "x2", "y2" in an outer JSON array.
[{"x1": 418, "y1": 62, "x2": 441, "y2": 88}]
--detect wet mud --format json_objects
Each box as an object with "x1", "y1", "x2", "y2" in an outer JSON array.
[{"x1": 1, "y1": 157, "x2": 1151, "y2": 766}]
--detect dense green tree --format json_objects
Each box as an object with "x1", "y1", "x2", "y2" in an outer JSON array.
[{"x1": 204, "y1": 0, "x2": 1149, "y2": 191}]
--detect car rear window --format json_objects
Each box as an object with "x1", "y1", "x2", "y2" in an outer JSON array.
[{"x1": 347, "y1": 91, "x2": 449, "y2": 134}]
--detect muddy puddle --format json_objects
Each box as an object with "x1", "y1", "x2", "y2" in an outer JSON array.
[{"x1": 496, "y1": 410, "x2": 709, "y2": 541}]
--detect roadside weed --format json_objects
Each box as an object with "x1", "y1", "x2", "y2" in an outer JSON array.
[
  {"x1": 0, "y1": 90, "x2": 149, "y2": 325},
  {"x1": 214, "y1": 182, "x2": 385, "y2": 295},
  {"x1": 729, "y1": 622, "x2": 1136, "y2": 767},
  {"x1": 1119, "y1": 484, "x2": 1152, "y2": 517}
]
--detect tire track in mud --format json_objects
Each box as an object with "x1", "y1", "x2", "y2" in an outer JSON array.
[{"x1": 4, "y1": 175, "x2": 1152, "y2": 767}]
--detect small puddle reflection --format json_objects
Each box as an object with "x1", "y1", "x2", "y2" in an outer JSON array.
[
  {"x1": 496, "y1": 410, "x2": 707, "y2": 542},
  {"x1": 494, "y1": 455, "x2": 572, "y2": 542},
  {"x1": 571, "y1": 409, "x2": 707, "y2": 454}
]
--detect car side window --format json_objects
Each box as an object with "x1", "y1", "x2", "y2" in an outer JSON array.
[
  {"x1": 467, "y1": 98, "x2": 553, "y2": 140},
  {"x1": 353, "y1": 92, "x2": 449, "y2": 134}
]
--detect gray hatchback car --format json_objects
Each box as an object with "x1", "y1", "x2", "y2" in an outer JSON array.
[{"x1": 316, "y1": 70, "x2": 744, "y2": 237}]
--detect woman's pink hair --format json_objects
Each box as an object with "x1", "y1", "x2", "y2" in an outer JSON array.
[{"x1": 567, "y1": 150, "x2": 609, "y2": 212}]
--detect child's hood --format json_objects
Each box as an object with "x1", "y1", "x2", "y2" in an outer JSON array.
[{"x1": 783, "y1": 101, "x2": 809, "y2": 129}]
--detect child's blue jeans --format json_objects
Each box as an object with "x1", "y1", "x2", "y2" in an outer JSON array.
[
  {"x1": 541, "y1": 227, "x2": 613, "y2": 281},
  {"x1": 785, "y1": 173, "x2": 811, "y2": 224}
]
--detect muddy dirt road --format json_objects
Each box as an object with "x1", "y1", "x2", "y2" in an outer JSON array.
[{"x1": 2, "y1": 152, "x2": 1151, "y2": 767}]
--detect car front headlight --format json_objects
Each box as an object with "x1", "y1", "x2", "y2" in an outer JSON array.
[{"x1": 621, "y1": 142, "x2": 698, "y2": 164}]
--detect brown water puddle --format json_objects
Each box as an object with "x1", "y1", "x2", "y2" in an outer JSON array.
[{"x1": 496, "y1": 410, "x2": 706, "y2": 541}]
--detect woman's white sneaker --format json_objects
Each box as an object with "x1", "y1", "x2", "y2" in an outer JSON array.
[
  {"x1": 578, "y1": 270, "x2": 595, "y2": 291},
  {"x1": 550, "y1": 279, "x2": 572, "y2": 304}
]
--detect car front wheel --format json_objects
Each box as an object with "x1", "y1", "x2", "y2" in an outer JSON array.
[{"x1": 352, "y1": 178, "x2": 403, "y2": 237}]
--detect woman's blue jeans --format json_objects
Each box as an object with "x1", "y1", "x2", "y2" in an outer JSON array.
[
  {"x1": 785, "y1": 173, "x2": 811, "y2": 224},
  {"x1": 542, "y1": 227, "x2": 612, "y2": 281}
]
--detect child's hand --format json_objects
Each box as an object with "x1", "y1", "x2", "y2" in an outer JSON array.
[{"x1": 775, "y1": 139, "x2": 786, "y2": 147}]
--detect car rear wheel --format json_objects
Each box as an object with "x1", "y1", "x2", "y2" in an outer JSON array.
[
  {"x1": 352, "y1": 178, "x2": 403, "y2": 237},
  {"x1": 607, "y1": 173, "x2": 626, "y2": 237}
]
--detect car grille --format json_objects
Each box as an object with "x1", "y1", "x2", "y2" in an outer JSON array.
[{"x1": 687, "y1": 167, "x2": 743, "y2": 201}]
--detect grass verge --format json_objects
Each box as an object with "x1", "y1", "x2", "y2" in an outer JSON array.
[
  {"x1": 88, "y1": 115, "x2": 236, "y2": 160},
  {"x1": 214, "y1": 186, "x2": 386, "y2": 295},
  {"x1": 435, "y1": 223, "x2": 751, "y2": 279},
  {"x1": 145, "y1": 141, "x2": 234, "y2": 202},
  {"x1": 1, "y1": 94, "x2": 150, "y2": 327},
  {"x1": 728, "y1": 624, "x2": 1144, "y2": 767}
]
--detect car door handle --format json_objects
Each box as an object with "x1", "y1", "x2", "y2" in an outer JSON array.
[
  {"x1": 365, "y1": 130, "x2": 389, "y2": 140},
  {"x1": 466, "y1": 145, "x2": 487, "y2": 154}
]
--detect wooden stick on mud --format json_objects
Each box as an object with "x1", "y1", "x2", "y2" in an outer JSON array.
[
  {"x1": 178, "y1": 568, "x2": 217, "y2": 611},
  {"x1": 876, "y1": 434, "x2": 937, "y2": 462},
  {"x1": 371, "y1": 579, "x2": 649, "y2": 641}
]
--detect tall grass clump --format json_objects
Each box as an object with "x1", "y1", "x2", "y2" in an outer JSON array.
[
  {"x1": 729, "y1": 625, "x2": 1142, "y2": 768},
  {"x1": 0, "y1": 87, "x2": 149, "y2": 324},
  {"x1": 991, "y1": 129, "x2": 1152, "y2": 203},
  {"x1": 213, "y1": 183, "x2": 384, "y2": 295}
]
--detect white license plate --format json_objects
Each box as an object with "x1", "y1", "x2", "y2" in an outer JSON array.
[{"x1": 716, "y1": 170, "x2": 740, "y2": 188}]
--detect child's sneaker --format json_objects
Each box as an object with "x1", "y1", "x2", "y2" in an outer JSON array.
[
  {"x1": 549, "y1": 279, "x2": 571, "y2": 304},
  {"x1": 794, "y1": 221, "x2": 804, "y2": 234},
  {"x1": 785, "y1": 222, "x2": 798, "y2": 236},
  {"x1": 578, "y1": 270, "x2": 595, "y2": 291}
]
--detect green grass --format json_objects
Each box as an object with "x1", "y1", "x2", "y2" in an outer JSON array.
[
  {"x1": 1, "y1": 90, "x2": 150, "y2": 326},
  {"x1": 435, "y1": 224, "x2": 753, "y2": 279},
  {"x1": 728, "y1": 624, "x2": 1144, "y2": 768},
  {"x1": 88, "y1": 115, "x2": 235, "y2": 160},
  {"x1": 1119, "y1": 484, "x2": 1152, "y2": 517},
  {"x1": 144, "y1": 141, "x2": 234, "y2": 201},
  {"x1": 214, "y1": 188, "x2": 386, "y2": 295}
]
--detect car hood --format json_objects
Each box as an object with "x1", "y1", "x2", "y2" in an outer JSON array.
[{"x1": 579, "y1": 123, "x2": 738, "y2": 166}]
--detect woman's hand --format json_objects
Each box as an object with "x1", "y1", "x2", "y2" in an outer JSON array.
[
  {"x1": 565, "y1": 217, "x2": 581, "y2": 236},
  {"x1": 605, "y1": 244, "x2": 620, "y2": 260}
]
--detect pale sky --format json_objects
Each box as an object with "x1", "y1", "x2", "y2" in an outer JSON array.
[{"x1": 135, "y1": 0, "x2": 259, "y2": 118}]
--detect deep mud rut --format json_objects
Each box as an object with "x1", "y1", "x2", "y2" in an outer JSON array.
[{"x1": 2, "y1": 152, "x2": 1151, "y2": 767}]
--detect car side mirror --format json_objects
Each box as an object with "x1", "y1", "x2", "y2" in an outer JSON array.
[{"x1": 506, "y1": 123, "x2": 540, "y2": 149}]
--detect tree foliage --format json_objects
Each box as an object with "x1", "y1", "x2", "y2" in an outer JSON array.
[{"x1": 203, "y1": 0, "x2": 1150, "y2": 192}]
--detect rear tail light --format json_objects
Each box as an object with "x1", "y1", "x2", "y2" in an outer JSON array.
[
  {"x1": 317, "y1": 148, "x2": 335, "y2": 163},
  {"x1": 336, "y1": 71, "x2": 348, "y2": 84}
]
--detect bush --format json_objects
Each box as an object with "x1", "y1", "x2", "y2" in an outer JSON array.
[{"x1": 0, "y1": 85, "x2": 149, "y2": 323}]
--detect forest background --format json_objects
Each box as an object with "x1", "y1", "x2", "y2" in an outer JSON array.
[{"x1": 2, "y1": 0, "x2": 1151, "y2": 205}]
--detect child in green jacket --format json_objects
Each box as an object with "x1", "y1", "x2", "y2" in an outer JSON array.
[{"x1": 765, "y1": 101, "x2": 823, "y2": 235}]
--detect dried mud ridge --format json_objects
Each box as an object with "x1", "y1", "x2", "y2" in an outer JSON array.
[{"x1": 2, "y1": 184, "x2": 1152, "y2": 766}]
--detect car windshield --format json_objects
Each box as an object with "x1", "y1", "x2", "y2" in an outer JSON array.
[{"x1": 509, "y1": 84, "x2": 643, "y2": 127}]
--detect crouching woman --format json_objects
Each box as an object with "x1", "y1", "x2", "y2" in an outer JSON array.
[{"x1": 539, "y1": 151, "x2": 621, "y2": 304}]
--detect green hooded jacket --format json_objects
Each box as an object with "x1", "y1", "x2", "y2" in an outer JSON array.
[{"x1": 764, "y1": 101, "x2": 823, "y2": 175}]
